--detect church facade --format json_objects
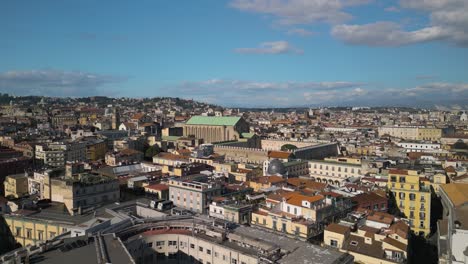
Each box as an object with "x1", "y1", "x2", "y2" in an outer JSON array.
[{"x1": 183, "y1": 116, "x2": 249, "y2": 143}]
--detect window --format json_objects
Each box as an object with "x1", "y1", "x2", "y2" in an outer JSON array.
[
  {"x1": 223, "y1": 255, "x2": 226, "y2": 261},
  {"x1": 199, "y1": 246, "x2": 203, "y2": 252},
  {"x1": 255, "y1": 217, "x2": 259, "y2": 223},
  {"x1": 147, "y1": 242, "x2": 153, "y2": 247},
  {"x1": 395, "y1": 251, "x2": 405, "y2": 260},
  {"x1": 419, "y1": 221, "x2": 425, "y2": 228},
  {"x1": 263, "y1": 219, "x2": 266, "y2": 225},
  {"x1": 294, "y1": 207, "x2": 297, "y2": 215},
  {"x1": 38, "y1": 230, "x2": 44, "y2": 240},
  {"x1": 410, "y1": 211, "x2": 414, "y2": 218},
  {"x1": 207, "y1": 249, "x2": 211, "y2": 255},
  {"x1": 409, "y1": 193, "x2": 416, "y2": 201},
  {"x1": 330, "y1": 239, "x2": 338, "y2": 248},
  {"x1": 373, "y1": 204, "x2": 379, "y2": 210},
  {"x1": 232, "y1": 259, "x2": 237, "y2": 264},
  {"x1": 215, "y1": 252, "x2": 219, "y2": 257},
  {"x1": 15, "y1": 227, "x2": 21, "y2": 237},
  {"x1": 49, "y1": 231, "x2": 56, "y2": 238},
  {"x1": 399, "y1": 192, "x2": 405, "y2": 199},
  {"x1": 190, "y1": 243, "x2": 195, "y2": 249},
  {"x1": 350, "y1": 241, "x2": 358, "y2": 246},
  {"x1": 168, "y1": 241, "x2": 177, "y2": 246},
  {"x1": 287, "y1": 206, "x2": 290, "y2": 213},
  {"x1": 156, "y1": 241, "x2": 165, "y2": 246}
]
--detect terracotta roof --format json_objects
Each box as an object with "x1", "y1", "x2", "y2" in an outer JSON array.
[
  {"x1": 389, "y1": 220, "x2": 409, "y2": 239},
  {"x1": 287, "y1": 178, "x2": 327, "y2": 191},
  {"x1": 268, "y1": 151, "x2": 292, "y2": 159},
  {"x1": 382, "y1": 237, "x2": 407, "y2": 251},
  {"x1": 389, "y1": 169, "x2": 408, "y2": 175},
  {"x1": 367, "y1": 211, "x2": 394, "y2": 225},
  {"x1": 234, "y1": 169, "x2": 249, "y2": 174},
  {"x1": 119, "y1": 148, "x2": 142, "y2": 156},
  {"x1": 131, "y1": 113, "x2": 146, "y2": 120},
  {"x1": 445, "y1": 166, "x2": 456, "y2": 173},
  {"x1": 326, "y1": 223, "x2": 350, "y2": 235},
  {"x1": 155, "y1": 152, "x2": 189, "y2": 162},
  {"x1": 321, "y1": 191, "x2": 342, "y2": 198},
  {"x1": 440, "y1": 183, "x2": 468, "y2": 207},
  {"x1": 351, "y1": 192, "x2": 387, "y2": 205},
  {"x1": 266, "y1": 191, "x2": 296, "y2": 203},
  {"x1": 285, "y1": 193, "x2": 324, "y2": 207},
  {"x1": 145, "y1": 183, "x2": 169, "y2": 191}
]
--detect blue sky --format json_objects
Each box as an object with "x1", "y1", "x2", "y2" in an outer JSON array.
[{"x1": 0, "y1": 0, "x2": 467, "y2": 107}]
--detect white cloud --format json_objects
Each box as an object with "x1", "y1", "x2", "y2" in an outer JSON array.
[
  {"x1": 287, "y1": 28, "x2": 314, "y2": 36},
  {"x1": 0, "y1": 70, "x2": 124, "y2": 97},
  {"x1": 234, "y1": 41, "x2": 303, "y2": 54},
  {"x1": 333, "y1": 0, "x2": 468, "y2": 46},
  {"x1": 331, "y1": 22, "x2": 447, "y2": 46},
  {"x1": 229, "y1": 0, "x2": 360, "y2": 25}
]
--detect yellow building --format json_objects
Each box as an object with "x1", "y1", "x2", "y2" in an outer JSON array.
[
  {"x1": 5, "y1": 215, "x2": 65, "y2": 246},
  {"x1": 84, "y1": 138, "x2": 107, "y2": 161},
  {"x1": 418, "y1": 127, "x2": 442, "y2": 141},
  {"x1": 248, "y1": 176, "x2": 285, "y2": 192},
  {"x1": 387, "y1": 169, "x2": 431, "y2": 235},
  {"x1": 251, "y1": 209, "x2": 313, "y2": 240},
  {"x1": 4, "y1": 173, "x2": 29, "y2": 198}
]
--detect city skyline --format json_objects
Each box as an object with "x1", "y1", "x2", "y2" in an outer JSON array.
[{"x1": 1, "y1": 0, "x2": 467, "y2": 107}]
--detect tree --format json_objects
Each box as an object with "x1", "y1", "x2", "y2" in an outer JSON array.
[
  {"x1": 145, "y1": 145, "x2": 160, "y2": 160},
  {"x1": 281, "y1": 144, "x2": 298, "y2": 151}
]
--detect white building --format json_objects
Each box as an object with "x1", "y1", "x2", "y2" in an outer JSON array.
[{"x1": 396, "y1": 142, "x2": 441, "y2": 153}]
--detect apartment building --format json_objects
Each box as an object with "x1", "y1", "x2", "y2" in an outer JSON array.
[
  {"x1": 308, "y1": 158, "x2": 363, "y2": 186},
  {"x1": 378, "y1": 126, "x2": 442, "y2": 141},
  {"x1": 209, "y1": 201, "x2": 252, "y2": 224},
  {"x1": 4, "y1": 173, "x2": 29, "y2": 198},
  {"x1": 251, "y1": 191, "x2": 352, "y2": 240},
  {"x1": 387, "y1": 169, "x2": 431, "y2": 235},
  {"x1": 396, "y1": 142, "x2": 441, "y2": 153},
  {"x1": 168, "y1": 176, "x2": 222, "y2": 214},
  {"x1": 42, "y1": 173, "x2": 120, "y2": 215},
  {"x1": 35, "y1": 144, "x2": 66, "y2": 167}
]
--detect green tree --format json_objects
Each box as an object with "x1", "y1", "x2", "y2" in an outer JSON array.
[
  {"x1": 145, "y1": 145, "x2": 160, "y2": 160},
  {"x1": 281, "y1": 144, "x2": 298, "y2": 151}
]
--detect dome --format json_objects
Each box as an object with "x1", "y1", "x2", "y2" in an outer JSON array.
[{"x1": 267, "y1": 159, "x2": 287, "y2": 176}]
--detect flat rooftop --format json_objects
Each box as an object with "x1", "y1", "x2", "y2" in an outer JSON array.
[
  {"x1": 233, "y1": 226, "x2": 350, "y2": 264},
  {"x1": 28, "y1": 234, "x2": 133, "y2": 264},
  {"x1": 7, "y1": 202, "x2": 115, "y2": 226}
]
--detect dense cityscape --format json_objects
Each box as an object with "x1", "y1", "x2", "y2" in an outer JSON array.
[
  {"x1": 2, "y1": 0, "x2": 468, "y2": 263},
  {"x1": 0, "y1": 95, "x2": 465, "y2": 264}
]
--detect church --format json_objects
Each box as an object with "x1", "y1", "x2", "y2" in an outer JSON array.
[{"x1": 183, "y1": 116, "x2": 249, "y2": 143}]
